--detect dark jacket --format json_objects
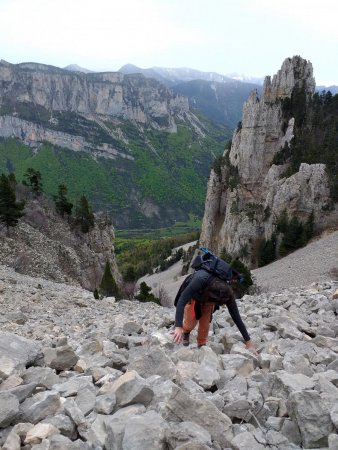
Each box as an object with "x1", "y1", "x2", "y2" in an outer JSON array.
[{"x1": 175, "y1": 269, "x2": 250, "y2": 342}]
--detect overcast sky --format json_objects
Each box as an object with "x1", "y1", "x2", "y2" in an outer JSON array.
[{"x1": 0, "y1": 0, "x2": 337, "y2": 86}]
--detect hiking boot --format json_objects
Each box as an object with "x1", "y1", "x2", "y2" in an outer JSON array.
[{"x1": 182, "y1": 332, "x2": 190, "y2": 346}]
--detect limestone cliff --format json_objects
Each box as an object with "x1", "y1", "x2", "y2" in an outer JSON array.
[
  {"x1": 0, "y1": 195, "x2": 121, "y2": 291},
  {"x1": 200, "y1": 56, "x2": 336, "y2": 266},
  {"x1": 0, "y1": 60, "x2": 189, "y2": 131}
]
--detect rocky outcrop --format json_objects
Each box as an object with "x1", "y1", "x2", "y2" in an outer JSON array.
[
  {"x1": 0, "y1": 60, "x2": 189, "y2": 130},
  {"x1": 0, "y1": 115, "x2": 134, "y2": 160},
  {"x1": 200, "y1": 56, "x2": 335, "y2": 265},
  {"x1": 0, "y1": 263, "x2": 338, "y2": 449},
  {"x1": 0, "y1": 197, "x2": 121, "y2": 290}
]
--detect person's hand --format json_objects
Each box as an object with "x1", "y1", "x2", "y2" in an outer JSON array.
[
  {"x1": 245, "y1": 339, "x2": 259, "y2": 356},
  {"x1": 170, "y1": 327, "x2": 184, "y2": 344}
]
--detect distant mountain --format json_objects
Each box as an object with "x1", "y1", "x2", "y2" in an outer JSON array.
[
  {"x1": 63, "y1": 64, "x2": 94, "y2": 73},
  {"x1": 172, "y1": 79, "x2": 262, "y2": 128},
  {"x1": 316, "y1": 85, "x2": 338, "y2": 95},
  {"x1": 118, "y1": 64, "x2": 236, "y2": 87},
  {"x1": 118, "y1": 64, "x2": 260, "y2": 127},
  {"x1": 0, "y1": 60, "x2": 231, "y2": 229},
  {"x1": 226, "y1": 72, "x2": 265, "y2": 85}
]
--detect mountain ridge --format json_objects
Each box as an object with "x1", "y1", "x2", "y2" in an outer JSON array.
[{"x1": 0, "y1": 59, "x2": 230, "y2": 228}]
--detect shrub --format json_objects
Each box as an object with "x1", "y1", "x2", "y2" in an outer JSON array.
[
  {"x1": 257, "y1": 234, "x2": 277, "y2": 267},
  {"x1": 99, "y1": 261, "x2": 121, "y2": 299},
  {"x1": 135, "y1": 281, "x2": 160, "y2": 305},
  {"x1": 0, "y1": 173, "x2": 25, "y2": 229},
  {"x1": 22, "y1": 168, "x2": 43, "y2": 197},
  {"x1": 230, "y1": 258, "x2": 253, "y2": 298},
  {"x1": 75, "y1": 195, "x2": 94, "y2": 233}
]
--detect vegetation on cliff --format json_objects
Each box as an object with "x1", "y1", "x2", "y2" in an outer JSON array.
[
  {"x1": 0, "y1": 107, "x2": 230, "y2": 228},
  {"x1": 278, "y1": 88, "x2": 338, "y2": 201},
  {"x1": 0, "y1": 173, "x2": 25, "y2": 229}
]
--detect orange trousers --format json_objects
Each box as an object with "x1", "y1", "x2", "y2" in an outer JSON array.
[{"x1": 182, "y1": 301, "x2": 214, "y2": 346}]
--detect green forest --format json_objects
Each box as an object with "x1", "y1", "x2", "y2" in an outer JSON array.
[
  {"x1": 278, "y1": 89, "x2": 338, "y2": 201},
  {"x1": 0, "y1": 115, "x2": 229, "y2": 229}
]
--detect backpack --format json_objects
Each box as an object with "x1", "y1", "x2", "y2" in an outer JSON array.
[
  {"x1": 174, "y1": 254, "x2": 236, "y2": 307},
  {"x1": 195, "y1": 253, "x2": 234, "y2": 282}
]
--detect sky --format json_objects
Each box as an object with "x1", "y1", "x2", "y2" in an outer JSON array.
[{"x1": 0, "y1": 0, "x2": 337, "y2": 86}]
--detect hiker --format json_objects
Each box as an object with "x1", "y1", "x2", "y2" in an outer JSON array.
[{"x1": 171, "y1": 250, "x2": 257, "y2": 352}]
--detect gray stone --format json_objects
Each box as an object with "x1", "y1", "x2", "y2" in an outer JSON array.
[
  {"x1": 100, "y1": 404, "x2": 146, "y2": 450},
  {"x1": 22, "y1": 367, "x2": 60, "y2": 389},
  {"x1": 287, "y1": 389, "x2": 334, "y2": 448},
  {"x1": 0, "y1": 332, "x2": 42, "y2": 378},
  {"x1": 223, "y1": 398, "x2": 251, "y2": 421},
  {"x1": 122, "y1": 410, "x2": 168, "y2": 450},
  {"x1": 128, "y1": 346, "x2": 177, "y2": 379},
  {"x1": 75, "y1": 385, "x2": 96, "y2": 416},
  {"x1": 0, "y1": 375, "x2": 23, "y2": 392},
  {"x1": 231, "y1": 431, "x2": 266, "y2": 450},
  {"x1": 328, "y1": 359, "x2": 338, "y2": 372},
  {"x1": 161, "y1": 382, "x2": 232, "y2": 445},
  {"x1": 94, "y1": 393, "x2": 117, "y2": 414},
  {"x1": 174, "y1": 442, "x2": 212, "y2": 450},
  {"x1": 0, "y1": 391, "x2": 20, "y2": 427},
  {"x1": 329, "y1": 433, "x2": 338, "y2": 450},
  {"x1": 271, "y1": 371, "x2": 314, "y2": 398},
  {"x1": 282, "y1": 353, "x2": 314, "y2": 377},
  {"x1": 280, "y1": 419, "x2": 302, "y2": 445},
  {"x1": 19, "y1": 391, "x2": 61, "y2": 424},
  {"x1": 43, "y1": 345, "x2": 79, "y2": 371},
  {"x1": 6, "y1": 312, "x2": 28, "y2": 325},
  {"x1": 109, "y1": 370, "x2": 154, "y2": 407},
  {"x1": 24, "y1": 423, "x2": 60, "y2": 445},
  {"x1": 7, "y1": 382, "x2": 38, "y2": 403},
  {"x1": 41, "y1": 414, "x2": 77, "y2": 440},
  {"x1": 123, "y1": 321, "x2": 143, "y2": 334},
  {"x1": 2, "y1": 430, "x2": 21, "y2": 450},
  {"x1": 52, "y1": 376, "x2": 93, "y2": 397},
  {"x1": 330, "y1": 403, "x2": 338, "y2": 428},
  {"x1": 192, "y1": 347, "x2": 221, "y2": 390},
  {"x1": 75, "y1": 354, "x2": 112, "y2": 371},
  {"x1": 265, "y1": 429, "x2": 289, "y2": 446},
  {"x1": 46, "y1": 434, "x2": 92, "y2": 450},
  {"x1": 220, "y1": 354, "x2": 254, "y2": 376},
  {"x1": 63, "y1": 399, "x2": 87, "y2": 428},
  {"x1": 265, "y1": 416, "x2": 284, "y2": 431},
  {"x1": 165, "y1": 421, "x2": 212, "y2": 449}
]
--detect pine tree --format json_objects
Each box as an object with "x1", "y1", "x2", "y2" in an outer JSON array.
[
  {"x1": 135, "y1": 281, "x2": 160, "y2": 304},
  {"x1": 279, "y1": 216, "x2": 304, "y2": 256},
  {"x1": 99, "y1": 261, "x2": 121, "y2": 299},
  {"x1": 303, "y1": 210, "x2": 315, "y2": 242},
  {"x1": 230, "y1": 259, "x2": 253, "y2": 298},
  {"x1": 23, "y1": 168, "x2": 43, "y2": 197},
  {"x1": 75, "y1": 195, "x2": 94, "y2": 233},
  {"x1": 257, "y1": 234, "x2": 277, "y2": 267},
  {"x1": 0, "y1": 173, "x2": 25, "y2": 229},
  {"x1": 54, "y1": 184, "x2": 73, "y2": 217}
]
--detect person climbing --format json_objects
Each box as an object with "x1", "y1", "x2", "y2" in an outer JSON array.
[{"x1": 171, "y1": 248, "x2": 257, "y2": 353}]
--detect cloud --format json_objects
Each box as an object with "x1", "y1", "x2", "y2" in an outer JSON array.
[{"x1": 0, "y1": 0, "x2": 202, "y2": 68}]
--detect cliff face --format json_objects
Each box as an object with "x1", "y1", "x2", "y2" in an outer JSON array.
[
  {"x1": 0, "y1": 196, "x2": 121, "y2": 291},
  {"x1": 200, "y1": 56, "x2": 335, "y2": 266},
  {"x1": 0, "y1": 60, "x2": 227, "y2": 229},
  {"x1": 0, "y1": 61, "x2": 189, "y2": 130}
]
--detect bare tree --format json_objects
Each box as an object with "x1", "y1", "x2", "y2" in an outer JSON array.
[{"x1": 122, "y1": 281, "x2": 137, "y2": 300}]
